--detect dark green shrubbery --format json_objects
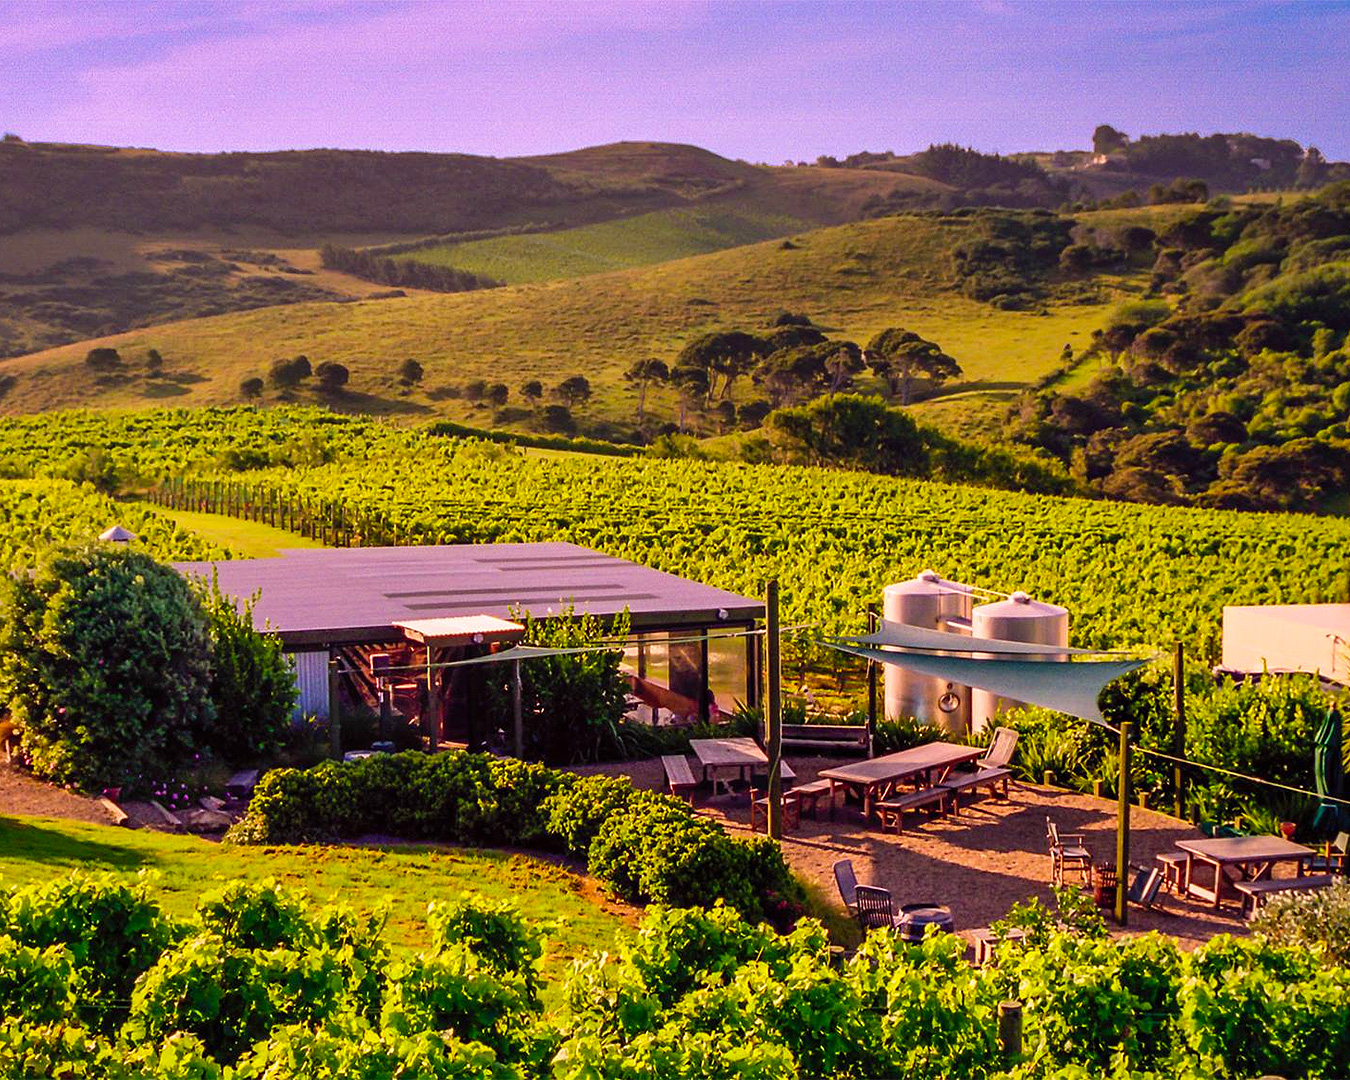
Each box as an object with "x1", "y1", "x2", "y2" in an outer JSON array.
[
  {"x1": 0, "y1": 545, "x2": 215, "y2": 790},
  {"x1": 2, "y1": 873, "x2": 1349, "y2": 1079},
  {"x1": 231, "y1": 751, "x2": 800, "y2": 925}
]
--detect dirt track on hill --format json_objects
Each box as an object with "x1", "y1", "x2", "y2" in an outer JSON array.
[{"x1": 0, "y1": 763, "x2": 118, "y2": 825}]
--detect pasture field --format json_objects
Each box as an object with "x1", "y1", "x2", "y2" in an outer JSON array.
[
  {"x1": 406, "y1": 204, "x2": 817, "y2": 282},
  {"x1": 0, "y1": 209, "x2": 1155, "y2": 436}
]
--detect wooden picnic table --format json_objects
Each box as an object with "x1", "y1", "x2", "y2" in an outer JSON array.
[
  {"x1": 819, "y1": 741, "x2": 983, "y2": 820},
  {"x1": 689, "y1": 737, "x2": 768, "y2": 787},
  {"x1": 1174, "y1": 835, "x2": 1314, "y2": 909}
]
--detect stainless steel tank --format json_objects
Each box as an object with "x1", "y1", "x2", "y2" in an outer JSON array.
[
  {"x1": 882, "y1": 570, "x2": 975, "y2": 733},
  {"x1": 970, "y1": 591, "x2": 1069, "y2": 732}
]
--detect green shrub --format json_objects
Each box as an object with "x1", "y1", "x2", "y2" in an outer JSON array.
[
  {"x1": 231, "y1": 751, "x2": 798, "y2": 925},
  {"x1": 428, "y1": 895, "x2": 543, "y2": 1001},
  {"x1": 126, "y1": 937, "x2": 347, "y2": 1064},
  {"x1": 0, "y1": 936, "x2": 73, "y2": 1025},
  {"x1": 0, "y1": 1020, "x2": 118, "y2": 1079},
  {"x1": 1254, "y1": 877, "x2": 1350, "y2": 967},
  {"x1": 194, "y1": 572, "x2": 297, "y2": 763},
  {"x1": 0, "y1": 545, "x2": 215, "y2": 790},
  {"x1": 0, "y1": 873, "x2": 173, "y2": 1033},
  {"x1": 193, "y1": 879, "x2": 315, "y2": 951}
]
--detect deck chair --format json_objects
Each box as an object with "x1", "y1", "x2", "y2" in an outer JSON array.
[
  {"x1": 1127, "y1": 864, "x2": 1164, "y2": 910},
  {"x1": 981, "y1": 726, "x2": 1019, "y2": 770},
  {"x1": 833, "y1": 859, "x2": 859, "y2": 915},
  {"x1": 1046, "y1": 817, "x2": 1092, "y2": 886},
  {"x1": 1309, "y1": 832, "x2": 1349, "y2": 875},
  {"x1": 854, "y1": 885, "x2": 899, "y2": 931},
  {"x1": 942, "y1": 727, "x2": 1019, "y2": 805}
]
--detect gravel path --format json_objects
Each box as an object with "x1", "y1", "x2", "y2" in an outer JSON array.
[
  {"x1": 575, "y1": 754, "x2": 1252, "y2": 946},
  {"x1": 0, "y1": 763, "x2": 119, "y2": 825}
]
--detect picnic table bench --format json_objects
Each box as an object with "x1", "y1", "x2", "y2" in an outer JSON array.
[
  {"x1": 1232, "y1": 874, "x2": 1334, "y2": 918},
  {"x1": 874, "y1": 786, "x2": 951, "y2": 833},
  {"x1": 820, "y1": 742, "x2": 983, "y2": 821},
  {"x1": 661, "y1": 755, "x2": 698, "y2": 802},
  {"x1": 1175, "y1": 836, "x2": 1316, "y2": 909}
]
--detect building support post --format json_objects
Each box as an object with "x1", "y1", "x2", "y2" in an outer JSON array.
[
  {"x1": 765, "y1": 579, "x2": 783, "y2": 840},
  {"x1": 866, "y1": 608, "x2": 879, "y2": 756},
  {"x1": 1173, "y1": 643, "x2": 1186, "y2": 820},
  {"x1": 1115, "y1": 720, "x2": 1132, "y2": 926},
  {"x1": 699, "y1": 634, "x2": 710, "y2": 724},
  {"x1": 328, "y1": 657, "x2": 342, "y2": 761},
  {"x1": 512, "y1": 659, "x2": 524, "y2": 759}
]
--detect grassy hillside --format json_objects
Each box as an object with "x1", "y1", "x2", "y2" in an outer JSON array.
[
  {"x1": 406, "y1": 204, "x2": 817, "y2": 283},
  {"x1": 0, "y1": 208, "x2": 1157, "y2": 434}
]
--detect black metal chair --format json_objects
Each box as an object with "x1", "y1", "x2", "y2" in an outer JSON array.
[{"x1": 854, "y1": 885, "x2": 900, "y2": 931}]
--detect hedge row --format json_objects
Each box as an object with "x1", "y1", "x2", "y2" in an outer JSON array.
[
  {"x1": 228, "y1": 752, "x2": 799, "y2": 924},
  {"x1": 3, "y1": 874, "x2": 1349, "y2": 1079}
]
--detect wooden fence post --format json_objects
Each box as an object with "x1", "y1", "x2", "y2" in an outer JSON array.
[
  {"x1": 765, "y1": 579, "x2": 783, "y2": 840},
  {"x1": 1115, "y1": 721, "x2": 1132, "y2": 926}
]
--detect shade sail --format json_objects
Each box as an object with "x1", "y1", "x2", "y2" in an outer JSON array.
[
  {"x1": 839, "y1": 620, "x2": 1123, "y2": 658},
  {"x1": 824, "y1": 641, "x2": 1149, "y2": 723}
]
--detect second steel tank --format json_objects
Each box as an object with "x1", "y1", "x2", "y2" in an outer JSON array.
[{"x1": 970, "y1": 591, "x2": 1068, "y2": 732}]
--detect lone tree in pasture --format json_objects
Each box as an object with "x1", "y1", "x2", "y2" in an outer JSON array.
[
  {"x1": 397, "y1": 358, "x2": 424, "y2": 385},
  {"x1": 1092, "y1": 124, "x2": 1129, "y2": 155},
  {"x1": 463, "y1": 379, "x2": 487, "y2": 402},
  {"x1": 84, "y1": 347, "x2": 123, "y2": 374},
  {"x1": 315, "y1": 362, "x2": 350, "y2": 392},
  {"x1": 623, "y1": 358, "x2": 669, "y2": 428},
  {"x1": 268, "y1": 355, "x2": 311, "y2": 389},
  {"x1": 521, "y1": 380, "x2": 543, "y2": 408},
  {"x1": 553, "y1": 375, "x2": 592, "y2": 408},
  {"x1": 541, "y1": 404, "x2": 576, "y2": 434},
  {"x1": 145, "y1": 348, "x2": 164, "y2": 376},
  {"x1": 486, "y1": 382, "x2": 509, "y2": 407},
  {"x1": 239, "y1": 376, "x2": 264, "y2": 399},
  {"x1": 676, "y1": 331, "x2": 770, "y2": 402},
  {"x1": 670, "y1": 365, "x2": 709, "y2": 431},
  {"x1": 865, "y1": 328, "x2": 961, "y2": 404}
]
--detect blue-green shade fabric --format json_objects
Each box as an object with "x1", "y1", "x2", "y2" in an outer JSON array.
[
  {"x1": 824, "y1": 641, "x2": 1149, "y2": 723},
  {"x1": 840, "y1": 620, "x2": 1129, "y2": 657}
]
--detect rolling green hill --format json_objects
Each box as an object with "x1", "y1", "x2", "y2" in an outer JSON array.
[{"x1": 0, "y1": 207, "x2": 1158, "y2": 435}]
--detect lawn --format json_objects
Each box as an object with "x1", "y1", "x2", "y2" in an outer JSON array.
[
  {"x1": 0, "y1": 814, "x2": 632, "y2": 995},
  {"x1": 133, "y1": 503, "x2": 325, "y2": 557}
]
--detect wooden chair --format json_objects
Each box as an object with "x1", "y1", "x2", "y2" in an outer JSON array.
[
  {"x1": 1126, "y1": 864, "x2": 1164, "y2": 910},
  {"x1": 1309, "y1": 831, "x2": 1349, "y2": 875},
  {"x1": 1046, "y1": 817, "x2": 1092, "y2": 886},
  {"x1": 854, "y1": 885, "x2": 900, "y2": 931},
  {"x1": 833, "y1": 859, "x2": 859, "y2": 915}
]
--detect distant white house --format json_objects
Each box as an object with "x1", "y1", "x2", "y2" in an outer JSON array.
[{"x1": 1221, "y1": 604, "x2": 1350, "y2": 685}]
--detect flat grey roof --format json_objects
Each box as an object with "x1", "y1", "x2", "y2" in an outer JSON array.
[{"x1": 174, "y1": 542, "x2": 763, "y2": 647}]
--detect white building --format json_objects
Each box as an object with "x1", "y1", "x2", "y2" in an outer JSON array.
[{"x1": 1221, "y1": 604, "x2": 1350, "y2": 686}]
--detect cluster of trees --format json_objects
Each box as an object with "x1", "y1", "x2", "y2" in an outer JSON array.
[
  {"x1": 948, "y1": 208, "x2": 1074, "y2": 306},
  {"x1": 0, "y1": 546, "x2": 296, "y2": 790},
  {"x1": 240, "y1": 355, "x2": 350, "y2": 399},
  {"x1": 1010, "y1": 183, "x2": 1350, "y2": 511},
  {"x1": 627, "y1": 316, "x2": 963, "y2": 435},
  {"x1": 1090, "y1": 128, "x2": 1342, "y2": 190},
  {"x1": 319, "y1": 244, "x2": 502, "y2": 293}
]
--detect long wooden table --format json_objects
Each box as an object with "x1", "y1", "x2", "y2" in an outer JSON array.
[
  {"x1": 1174, "y1": 836, "x2": 1314, "y2": 909},
  {"x1": 689, "y1": 737, "x2": 768, "y2": 787},
  {"x1": 819, "y1": 742, "x2": 984, "y2": 820}
]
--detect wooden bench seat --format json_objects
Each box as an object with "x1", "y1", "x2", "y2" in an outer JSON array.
[
  {"x1": 661, "y1": 754, "x2": 697, "y2": 802},
  {"x1": 940, "y1": 765, "x2": 1012, "y2": 802},
  {"x1": 778, "y1": 723, "x2": 870, "y2": 754},
  {"x1": 751, "y1": 790, "x2": 801, "y2": 833},
  {"x1": 875, "y1": 787, "x2": 950, "y2": 833},
  {"x1": 792, "y1": 778, "x2": 835, "y2": 818},
  {"x1": 1232, "y1": 874, "x2": 1334, "y2": 918}
]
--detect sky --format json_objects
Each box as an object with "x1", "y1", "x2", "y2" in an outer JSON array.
[{"x1": 3, "y1": 0, "x2": 1348, "y2": 162}]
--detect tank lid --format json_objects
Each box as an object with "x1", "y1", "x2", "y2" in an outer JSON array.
[
  {"x1": 974, "y1": 593, "x2": 1068, "y2": 618},
  {"x1": 885, "y1": 573, "x2": 974, "y2": 597}
]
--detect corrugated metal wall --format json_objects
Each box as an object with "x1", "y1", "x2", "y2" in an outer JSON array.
[{"x1": 290, "y1": 650, "x2": 330, "y2": 719}]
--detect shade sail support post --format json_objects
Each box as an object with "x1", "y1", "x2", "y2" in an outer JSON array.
[
  {"x1": 1115, "y1": 720, "x2": 1132, "y2": 927},
  {"x1": 766, "y1": 579, "x2": 783, "y2": 841}
]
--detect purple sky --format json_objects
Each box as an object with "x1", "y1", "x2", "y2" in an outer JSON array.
[{"x1": 3, "y1": 0, "x2": 1348, "y2": 162}]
